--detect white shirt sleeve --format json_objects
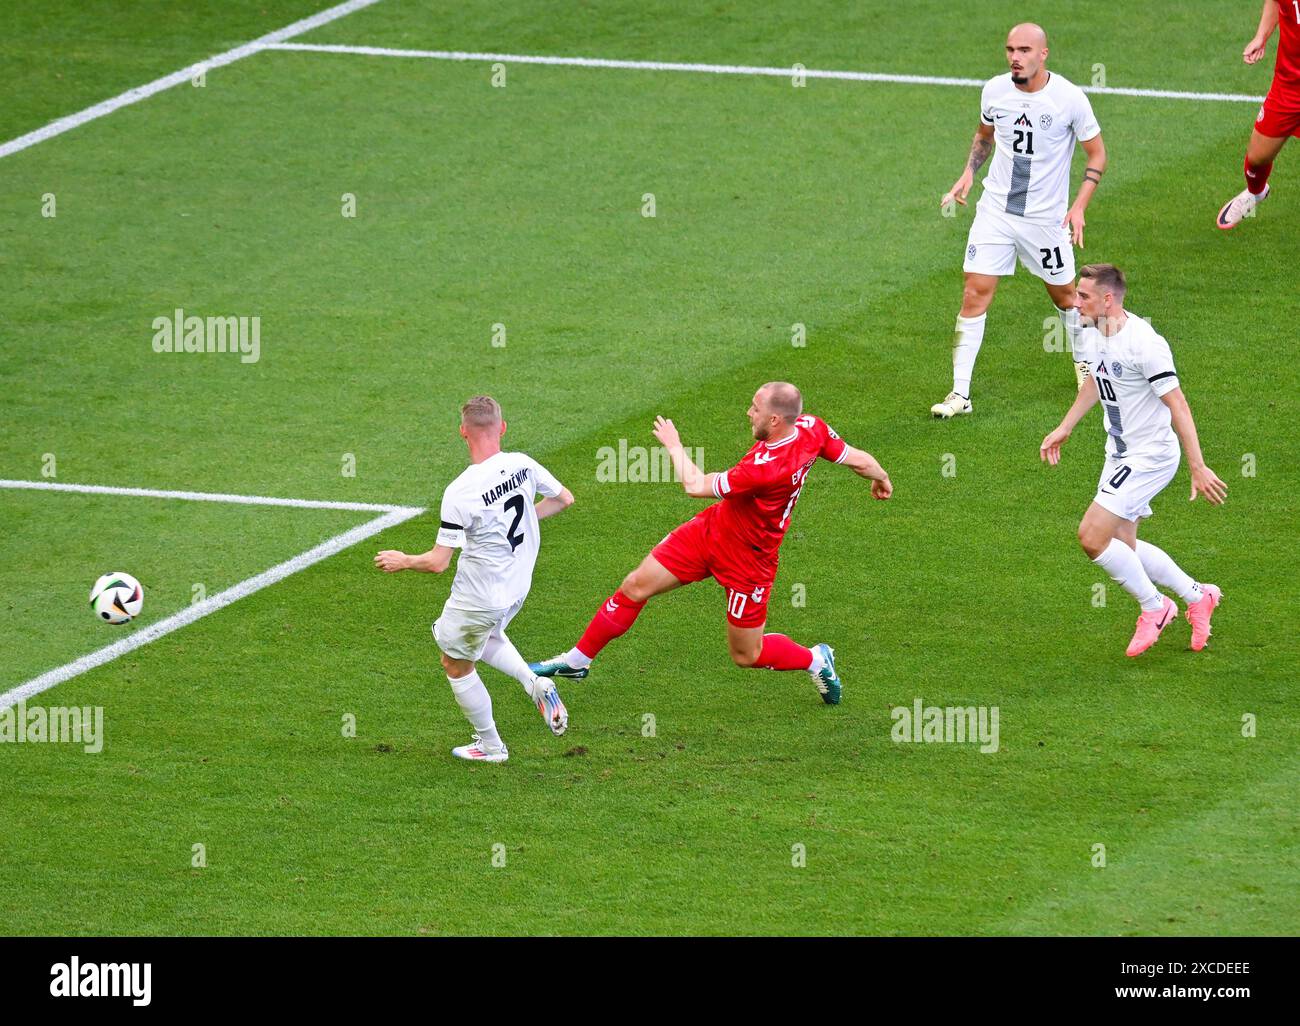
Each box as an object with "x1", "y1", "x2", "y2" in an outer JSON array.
[
  {"x1": 529, "y1": 457, "x2": 563, "y2": 499},
  {"x1": 436, "y1": 486, "x2": 469, "y2": 548},
  {"x1": 980, "y1": 80, "x2": 996, "y2": 125},
  {"x1": 1141, "y1": 334, "x2": 1180, "y2": 398},
  {"x1": 1071, "y1": 86, "x2": 1101, "y2": 142}
]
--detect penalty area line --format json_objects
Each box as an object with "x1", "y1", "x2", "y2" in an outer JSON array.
[
  {"x1": 0, "y1": 478, "x2": 422, "y2": 515},
  {"x1": 0, "y1": 505, "x2": 425, "y2": 711},
  {"x1": 0, "y1": 0, "x2": 387, "y2": 161},
  {"x1": 260, "y1": 42, "x2": 1268, "y2": 104}
]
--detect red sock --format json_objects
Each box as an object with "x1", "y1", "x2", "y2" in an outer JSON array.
[
  {"x1": 1244, "y1": 155, "x2": 1273, "y2": 196},
  {"x1": 575, "y1": 589, "x2": 646, "y2": 659},
  {"x1": 756, "y1": 633, "x2": 815, "y2": 671}
]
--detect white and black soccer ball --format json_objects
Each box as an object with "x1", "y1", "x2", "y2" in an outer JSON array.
[{"x1": 89, "y1": 572, "x2": 144, "y2": 625}]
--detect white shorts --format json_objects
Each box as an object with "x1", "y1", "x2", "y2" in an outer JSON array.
[
  {"x1": 433, "y1": 596, "x2": 525, "y2": 662},
  {"x1": 1092, "y1": 452, "x2": 1180, "y2": 522},
  {"x1": 963, "y1": 204, "x2": 1074, "y2": 285}
]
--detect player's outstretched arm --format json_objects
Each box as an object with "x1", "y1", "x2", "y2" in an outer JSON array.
[
  {"x1": 1245, "y1": 0, "x2": 1279, "y2": 63},
  {"x1": 652, "y1": 415, "x2": 718, "y2": 498},
  {"x1": 1040, "y1": 384, "x2": 1100, "y2": 465},
  {"x1": 839, "y1": 445, "x2": 893, "y2": 500},
  {"x1": 1161, "y1": 388, "x2": 1228, "y2": 505},
  {"x1": 941, "y1": 123, "x2": 994, "y2": 210},
  {"x1": 374, "y1": 545, "x2": 454, "y2": 573},
  {"x1": 536, "y1": 487, "x2": 575, "y2": 521},
  {"x1": 1065, "y1": 134, "x2": 1107, "y2": 248}
]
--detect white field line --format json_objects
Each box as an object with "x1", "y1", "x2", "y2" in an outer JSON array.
[
  {"x1": 0, "y1": 487, "x2": 425, "y2": 710},
  {"x1": 262, "y1": 42, "x2": 1268, "y2": 104},
  {"x1": 0, "y1": 0, "x2": 386, "y2": 161},
  {"x1": 0, "y1": 478, "x2": 419, "y2": 515}
]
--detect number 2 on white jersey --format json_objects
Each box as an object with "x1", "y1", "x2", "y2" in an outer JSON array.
[{"x1": 503, "y1": 494, "x2": 525, "y2": 551}]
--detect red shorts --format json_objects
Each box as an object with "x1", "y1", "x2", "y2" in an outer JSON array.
[
  {"x1": 1256, "y1": 91, "x2": 1300, "y2": 138},
  {"x1": 651, "y1": 509, "x2": 777, "y2": 628}
]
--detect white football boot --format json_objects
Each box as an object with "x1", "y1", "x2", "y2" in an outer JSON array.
[
  {"x1": 1217, "y1": 184, "x2": 1269, "y2": 230},
  {"x1": 930, "y1": 391, "x2": 973, "y2": 419},
  {"x1": 451, "y1": 734, "x2": 509, "y2": 763},
  {"x1": 528, "y1": 678, "x2": 569, "y2": 737}
]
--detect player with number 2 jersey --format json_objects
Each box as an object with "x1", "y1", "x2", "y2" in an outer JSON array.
[{"x1": 374, "y1": 396, "x2": 575, "y2": 764}]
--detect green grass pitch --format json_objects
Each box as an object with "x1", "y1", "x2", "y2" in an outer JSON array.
[{"x1": 1, "y1": 0, "x2": 1296, "y2": 936}]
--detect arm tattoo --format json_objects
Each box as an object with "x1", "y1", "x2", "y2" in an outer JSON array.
[{"x1": 967, "y1": 135, "x2": 993, "y2": 174}]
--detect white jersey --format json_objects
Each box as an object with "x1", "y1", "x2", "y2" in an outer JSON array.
[
  {"x1": 1075, "y1": 312, "x2": 1181, "y2": 462},
  {"x1": 977, "y1": 71, "x2": 1100, "y2": 224},
  {"x1": 435, "y1": 451, "x2": 563, "y2": 611}
]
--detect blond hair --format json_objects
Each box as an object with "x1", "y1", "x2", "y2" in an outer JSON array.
[{"x1": 460, "y1": 395, "x2": 502, "y2": 430}]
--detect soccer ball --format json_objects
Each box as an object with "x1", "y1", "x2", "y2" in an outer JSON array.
[{"x1": 89, "y1": 572, "x2": 144, "y2": 625}]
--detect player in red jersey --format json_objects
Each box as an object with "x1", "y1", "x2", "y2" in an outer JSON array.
[
  {"x1": 1218, "y1": 0, "x2": 1300, "y2": 227},
  {"x1": 529, "y1": 382, "x2": 892, "y2": 704}
]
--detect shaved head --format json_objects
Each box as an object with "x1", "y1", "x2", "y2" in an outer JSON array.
[
  {"x1": 1008, "y1": 22, "x2": 1048, "y2": 49},
  {"x1": 746, "y1": 381, "x2": 803, "y2": 442},
  {"x1": 760, "y1": 381, "x2": 803, "y2": 423},
  {"x1": 1005, "y1": 22, "x2": 1049, "y2": 86}
]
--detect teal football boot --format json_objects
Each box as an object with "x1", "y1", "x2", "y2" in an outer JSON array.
[
  {"x1": 528, "y1": 654, "x2": 590, "y2": 680},
  {"x1": 811, "y1": 643, "x2": 840, "y2": 705}
]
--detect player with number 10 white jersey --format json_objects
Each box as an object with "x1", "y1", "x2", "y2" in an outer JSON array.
[
  {"x1": 1040, "y1": 266, "x2": 1227, "y2": 661},
  {"x1": 934, "y1": 22, "x2": 1107, "y2": 419}
]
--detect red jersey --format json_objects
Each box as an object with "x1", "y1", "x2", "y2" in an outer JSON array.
[
  {"x1": 708, "y1": 414, "x2": 848, "y2": 558},
  {"x1": 1273, "y1": 0, "x2": 1300, "y2": 102}
]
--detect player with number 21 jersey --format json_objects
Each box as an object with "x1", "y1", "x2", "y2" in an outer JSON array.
[{"x1": 933, "y1": 22, "x2": 1107, "y2": 419}]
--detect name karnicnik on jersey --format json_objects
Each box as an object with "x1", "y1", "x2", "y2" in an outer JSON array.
[{"x1": 481, "y1": 467, "x2": 530, "y2": 508}]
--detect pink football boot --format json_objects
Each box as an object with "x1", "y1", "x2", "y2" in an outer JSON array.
[
  {"x1": 1185, "y1": 585, "x2": 1222, "y2": 652},
  {"x1": 1126, "y1": 596, "x2": 1178, "y2": 658}
]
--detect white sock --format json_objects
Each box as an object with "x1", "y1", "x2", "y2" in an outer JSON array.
[
  {"x1": 1093, "y1": 538, "x2": 1164, "y2": 611},
  {"x1": 808, "y1": 648, "x2": 826, "y2": 673},
  {"x1": 447, "y1": 670, "x2": 503, "y2": 749},
  {"x1": 1136, "y1": 541, "x2": 1202, "y2": 604},
  {"x1": 565, "y1": 646, "x2": 592, "y2": 669},
  {"x1": 481, "y1": 633, "x2": 541, "y2": 696},
  {"x1": 952, "y1": 313, "x2": 987, "y2": 397},
  {"x1": 1059, "y1": 306, "x2": 1083, "y2": 358}
]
